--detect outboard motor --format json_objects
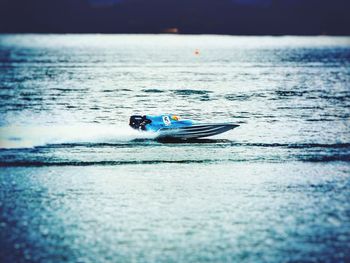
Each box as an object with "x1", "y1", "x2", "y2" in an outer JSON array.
[{"x1": 129, "y1": 115, "x2": 151, "y2": 130}]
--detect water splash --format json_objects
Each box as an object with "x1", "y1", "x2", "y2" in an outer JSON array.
[{"x1": 0, "y1": 124, "x2": 157, "y2": 149}]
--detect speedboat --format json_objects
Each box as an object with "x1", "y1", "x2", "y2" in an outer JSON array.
[{"x1": 129, "y1": 115, "x2": 239, "y2": 139}]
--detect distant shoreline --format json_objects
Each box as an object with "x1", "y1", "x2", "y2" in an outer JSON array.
[{"x1": 0, "y1": 32, "x2": 349, "y2": 37}]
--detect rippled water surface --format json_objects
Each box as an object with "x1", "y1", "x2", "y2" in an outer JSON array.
[{"x1": 0, "y1": 35, "x2": 350, "y2": 262}]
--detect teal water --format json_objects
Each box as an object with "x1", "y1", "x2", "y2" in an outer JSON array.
[{"x1": 0, "y1": 35, "x2": 350, "y2": 262}]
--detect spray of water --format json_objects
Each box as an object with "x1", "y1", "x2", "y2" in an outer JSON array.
[{"x1": 0, "y1": 124, "x2": 158, "y2": 149}]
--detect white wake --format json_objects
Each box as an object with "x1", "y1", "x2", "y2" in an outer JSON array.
[{"x1": 0, "y1": 124, "x2": 157, "y2": 149}]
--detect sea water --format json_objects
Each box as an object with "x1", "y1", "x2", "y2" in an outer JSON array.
[{"x1": 0, "y1": 35, "x2": 349, "y2": 262}]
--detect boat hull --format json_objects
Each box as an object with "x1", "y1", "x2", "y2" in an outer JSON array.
[{"x1": 157, "y1": 123, "x2": 239, "y2": 139}]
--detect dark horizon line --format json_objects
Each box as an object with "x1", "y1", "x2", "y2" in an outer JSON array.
[
  {"x1": 1, "y1": 0, "x2": 349, "y2": 36},
  {"x1": 1, "y1": 32, "x2": 349, "y2": 36}
]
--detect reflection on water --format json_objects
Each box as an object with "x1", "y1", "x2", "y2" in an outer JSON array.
[{"x1": 0, "y1": 35, "x2": 349, "y2": 262}]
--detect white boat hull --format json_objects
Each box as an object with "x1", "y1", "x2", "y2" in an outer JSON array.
[{"x1": 157, "y1": 123, "x2": 239, "y2": 139}]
